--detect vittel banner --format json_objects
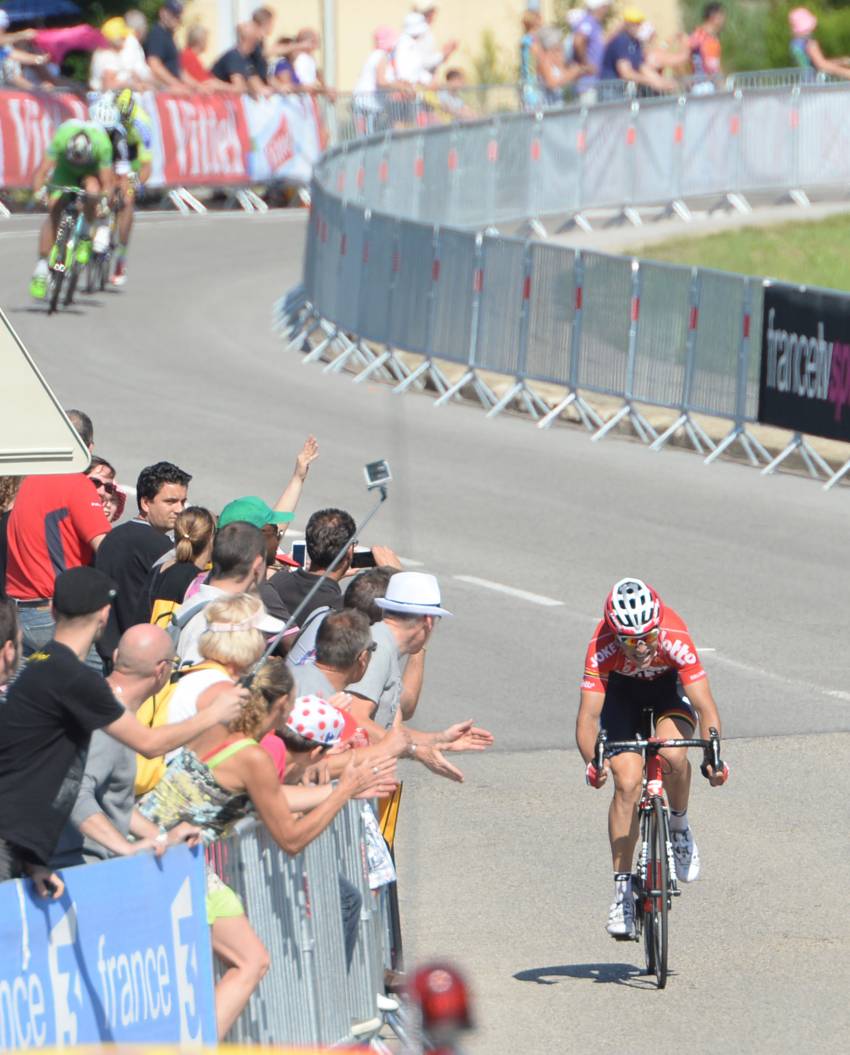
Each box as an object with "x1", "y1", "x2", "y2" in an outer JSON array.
[
  {"x1": 759, "y1": 283, "x2": 850, "y2": 441},
  {"x1": 0, "y1": 847, "x2": 215, "y2": 1049}
]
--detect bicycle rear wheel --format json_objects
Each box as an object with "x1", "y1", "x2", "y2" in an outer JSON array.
[{"x1": 643, "y1": 796, "x2": 669, "y2": 988}]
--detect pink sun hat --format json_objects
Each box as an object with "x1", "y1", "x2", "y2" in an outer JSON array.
[{"x1": 789, "y1": 8, "x2": 817, "y2": 36}]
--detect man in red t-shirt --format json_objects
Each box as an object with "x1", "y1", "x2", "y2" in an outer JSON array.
[
  {"x1": 4, "y1": 473, "x2": 111, "y2": 659},
  {"x1": 575, "y1": 578, "x2": 728, "y2": 939}
]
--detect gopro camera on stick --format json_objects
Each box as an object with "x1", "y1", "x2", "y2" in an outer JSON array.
[{"x1": 364, "y1": 459, "x2": 391, "y2": 491}]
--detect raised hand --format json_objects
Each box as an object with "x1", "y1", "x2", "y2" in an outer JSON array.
[{"x1": 295, "y1": 435, "x2": 319, "y2": 480}]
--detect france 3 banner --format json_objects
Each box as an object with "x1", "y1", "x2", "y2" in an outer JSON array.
[
  {"x1": 0, "y1": 92, "x2": 86, "y2": 188},
  {"x1": 0, "y1": 846, "x2": 216, "y2": 1049},
  {"x1": 759, "y1": 283, "x2": 850, "y2": 441}
]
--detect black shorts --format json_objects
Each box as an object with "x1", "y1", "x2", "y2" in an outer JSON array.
[{"x1": 600, "y1": 671, "x2": 696, "y2": 754}]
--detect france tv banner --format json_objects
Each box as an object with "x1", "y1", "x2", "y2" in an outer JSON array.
[
  {"x1": 0, "y1": 847, "x2": 215, "y2": 1049},
  {"x1": 759, "y1": 282, "x2": 850, "y2": 441}
]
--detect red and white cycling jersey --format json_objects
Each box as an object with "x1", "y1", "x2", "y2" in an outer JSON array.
[{"x1": 581, "y1": 606, "x2": 706, "y2": 692}]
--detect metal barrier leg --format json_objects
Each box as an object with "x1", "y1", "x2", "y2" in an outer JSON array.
[
  {"x1": 704, "y1": 425, "x2": 770, "y2": 467},
  {"x1": 651, "y1": 413, "x2": 716, "y2": 454},
  {"x1": 760, "y1": 432, "x2": 832, "y2": 478},
  {"x1": 323, "y1": 337, "x2": 376, "y2": 374},
  {"x1": 352, "y1": 347, "x2": 411, "y2": 385},
  {"x1": 824, "y1": 455, "x2": 850, "y2": 491},
  {"x1": 537, "y1": 390, "x2": 604, "y2": 432},
  {"x1": 486, "y1": 379, "x2": 550, "y2": 420},
  {"x1": 432, "y1": 369, "x2": 496, "y2": 409},
  {"x1": 394, "y1": 358, "x2": 450, "y2": 395},
  {"x1": 591, "y1": 402, "x2": 658, "y2": 444},
  {"x1": 286, "y1": 314, "x2": 320, "y2": 353}
]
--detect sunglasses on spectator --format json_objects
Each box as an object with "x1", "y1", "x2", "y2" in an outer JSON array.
[
  {"x1": 618, "y1": 630, "x2": 660, "y2": 650},
  {"x1": 361, "y1": 642, "x2": 378, "y2": 655},
  {"x1": 88, "y1": 476, "x2": 117, "y2": 496}
]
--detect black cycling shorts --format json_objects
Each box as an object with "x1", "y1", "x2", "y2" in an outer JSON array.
[{"x1": 600, "y1": 670, "x2": 696, "y2": 753}]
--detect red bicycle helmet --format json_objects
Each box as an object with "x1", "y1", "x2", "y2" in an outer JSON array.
[{"x1": 604, "y1": 578, "x2": 663, "y2": 636}]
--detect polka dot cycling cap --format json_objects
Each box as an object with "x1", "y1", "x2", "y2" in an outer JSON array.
[{"x1": 285, "y1": 695, "x2": 358, "y2": 745}]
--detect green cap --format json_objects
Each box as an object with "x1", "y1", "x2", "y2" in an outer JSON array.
[{"x1": 218, "y1": 496, "x2": 295, "y2": 529}]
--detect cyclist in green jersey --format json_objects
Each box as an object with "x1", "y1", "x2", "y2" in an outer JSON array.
[
  {"x1": 112, "y1": 89, "x2": 154, "y2": 286},
  {"x1": 30, "y1": 120, "x2": 114, "y2": 300}
]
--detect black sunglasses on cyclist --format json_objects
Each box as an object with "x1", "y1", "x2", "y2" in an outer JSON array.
[{"x1": 88, "y1": 476, "x2": 116, "y2": 495}]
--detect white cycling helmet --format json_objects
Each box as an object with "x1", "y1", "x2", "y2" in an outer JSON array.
[
  {"x1": 604, "y1": 578, "x2": 663, "y2": 637},
  {"x1": 65, "y1": 131, "x2": 94, "y2": 166},
  {"x1": 88, "y1": 96, "x2": 121, "y2": 130}
]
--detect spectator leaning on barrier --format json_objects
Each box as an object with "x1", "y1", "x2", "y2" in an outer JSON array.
[
  {"x1": 96, "y1": 460, "x2": 192, "y2": 661},
  {"x1": 600, "y1": 8, "x2": 677, "y2": 94},
  {"x1": 90, "y1": 18, "x2": 132, "y2": 93},
  {"x1": 269, "y1": 507, "x2": 354, "y2": 619},
  {"x1": 394, "y1": 12, "x2": 432, "y2": 86},
  {"x1": 145, "y1": 0, "x2": 188, "y2": 92},
  {"x1": 520, "y1": 8, "x2": 543, "y2": 107},
  {"x1": 292, "y1": 27, "x2": 331, "y2": 95},
  {"x1": 181, "y1": 24, "x2": 225, "y2": 88},
  {"x1": 122, "y1": 8, "x2": 153, "y2": 86},
  {"x1": 51, "y1": 625, "x2": 202, "y2": 867},
  {"x1": 536, "y1": 24, "x2": 587, "y2": 106},
  {"x1": 788, "y1": 7, "x2": 850, "y2": 80},
  {"x1": 137, "y1": 656, "x2": 397, "y2": 1038},
  {"x1": 411, "y1": 2, "x2": 457, "y2": 83},
  {"x1": 689, "y1": 3, "x2": 725, "y2": 82},
  {"x1": 573, "y1": 0, "x2": 611, "y2": 103},
  {"x1": 0, "y1": 567, "x2": 245, "y2": 893},
  {"x1": 354, "y1": 25, "x2": 405, "y2": 117},
  {"x1": 173, "y1": 522, "x2": 286, "y2": 666},
  {"x1": 211, "y1": 22, "x2": 269, "y2": 97},
  {"x1": 4, "y1": 411, "x2": 112, "y2": 662}
]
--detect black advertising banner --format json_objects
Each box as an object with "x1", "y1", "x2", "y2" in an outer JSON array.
[{"x1": 759, "y1": 283, "x2": 850, "y2": 441}]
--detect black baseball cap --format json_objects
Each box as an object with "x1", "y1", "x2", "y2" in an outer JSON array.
[
  {"x1": 53, "y1": 567, "x2": 118, "y2": 617},
  {"x1": 163, "y1": 0, "x2": 184, "y2": 16}
]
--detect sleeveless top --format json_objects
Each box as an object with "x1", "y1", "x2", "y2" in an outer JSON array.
[{"x1": 137, "y1": 737, "x2": 257, "y2": 845}]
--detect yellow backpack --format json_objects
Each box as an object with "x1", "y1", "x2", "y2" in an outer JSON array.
[{"x1": 134, "y1": 660, "x2": 228, "y2": 797}]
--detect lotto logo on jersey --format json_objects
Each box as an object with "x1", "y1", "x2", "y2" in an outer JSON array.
[{"x1": 660, "y1": 636, "x2": 697, "y2": 667}]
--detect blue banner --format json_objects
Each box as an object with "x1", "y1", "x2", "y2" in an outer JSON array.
[{"x1": 0, "y1": 847, "x2": 216, "y2": 1049}]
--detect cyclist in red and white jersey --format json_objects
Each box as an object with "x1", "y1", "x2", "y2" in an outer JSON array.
[{"x1": 575, "y1": 578, "x2": 729, "y2": 939}]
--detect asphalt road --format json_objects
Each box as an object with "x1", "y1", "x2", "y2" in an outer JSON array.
[{"x1": 1, "y1": 210, "x2": 848, "y2": 1053}]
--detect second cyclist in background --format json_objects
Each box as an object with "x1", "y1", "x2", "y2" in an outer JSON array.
[
  {"x1": 30, "y1": 121, "x2": 113, "y2": 300},
  {"x1": 111, "y1": 89, "x2": 154, "y2": 286}
]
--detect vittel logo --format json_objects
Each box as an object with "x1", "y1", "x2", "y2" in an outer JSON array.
[{"x1": 661, "y1": 637, "x2": 696, "y2": 666}]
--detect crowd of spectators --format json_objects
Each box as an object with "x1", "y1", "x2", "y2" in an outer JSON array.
[{"x1": 0, "y1": 413, "x2": 493, "y2": 1038}]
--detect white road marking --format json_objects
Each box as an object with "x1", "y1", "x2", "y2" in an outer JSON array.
[
  {"x1": 710, "y1": 651, "x2": 849, "y2": 705},
  {"x1": 399, "y1": 557, "x2": 424, "y2": 567},
  {"x1": 453, "y1": 575, "x2": 565, "y2": 607}
]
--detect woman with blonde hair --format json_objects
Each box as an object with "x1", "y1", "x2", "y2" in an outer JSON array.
[
  {"x1": 144, "y1": 506, "x2": 216, "y2": 617},
  {"x1": 139, "y1": 655, "x2": 397, "y2": 1038}
]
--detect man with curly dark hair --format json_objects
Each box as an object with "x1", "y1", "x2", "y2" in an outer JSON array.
[{"x1": 96, "y1": 460, "x2": 192, "y2": 661}]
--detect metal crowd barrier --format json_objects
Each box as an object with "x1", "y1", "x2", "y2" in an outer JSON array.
[
  {"x1": 276, "y1": 80, "x2": 850, "y2": 480},
  {"x1": 209, "y1": 801, "x2": 398, "y2": 1050}
]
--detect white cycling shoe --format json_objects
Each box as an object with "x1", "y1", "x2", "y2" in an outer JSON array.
[
  {"x1": 607, "y1": 896, "x2": 636, "y2": 939},
  {"x1": 671, "y1": 827, "x2": 701, "y2": 883}
]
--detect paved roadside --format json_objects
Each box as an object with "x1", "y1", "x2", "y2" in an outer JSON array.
[{"x1": 395, "y1": 733, "x2": 850, "y2": 1055}]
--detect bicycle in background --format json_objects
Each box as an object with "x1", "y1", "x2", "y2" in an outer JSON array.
[{"x1": 594, "y1": 714, "x2": 724, "y2": 988}]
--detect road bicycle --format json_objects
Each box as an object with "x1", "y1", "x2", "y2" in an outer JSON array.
[
  {"x1": 87, "y1": 190, "x2": 122, "y2": 293},
  {"x1": 45, "y1": 186, "x2": 102, "y2": 314},
  {"x1": 594, "y1": 713, "x2": 723, "y2": 988}
]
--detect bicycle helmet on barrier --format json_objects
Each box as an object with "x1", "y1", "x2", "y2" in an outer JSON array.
[
  {"x1": 604, "y1": 578, "x2": 663, "y2": 637},
  {"x1": 88, "y1": 95, "x2": 121, "y2": 131},
  {"x1": 65, "y1": 131, "x2": 93, "y2": 166}
]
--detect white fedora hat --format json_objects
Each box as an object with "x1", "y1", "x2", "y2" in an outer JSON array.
[{"x1": 375, "y1": 572, "x2": 453, "y2": 618}]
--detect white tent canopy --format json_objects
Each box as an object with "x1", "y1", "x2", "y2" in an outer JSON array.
[{"x1": 1, "y1": 309, "x2": 89, "y2": 476}]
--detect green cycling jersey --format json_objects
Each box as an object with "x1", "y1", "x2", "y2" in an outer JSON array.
[{"x1": 47, "y1": 119, "x2": 113, "y2": 178}]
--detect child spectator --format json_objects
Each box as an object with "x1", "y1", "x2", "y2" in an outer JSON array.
[
  {"x1": 689, "y1": 3, "x2": 725, "y2": 82},
  {"x1": 789, "y1": 7, "x2": 850, "y2": 80}
]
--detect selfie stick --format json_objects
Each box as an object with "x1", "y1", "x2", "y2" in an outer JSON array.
[{"x1": 242, "y1": 478, "x2": 390, "y2": 683}]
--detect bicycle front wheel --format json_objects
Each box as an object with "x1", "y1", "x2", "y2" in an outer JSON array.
[{"x1": 643, "y1": 796, "x2": 669, "y2": 988}]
